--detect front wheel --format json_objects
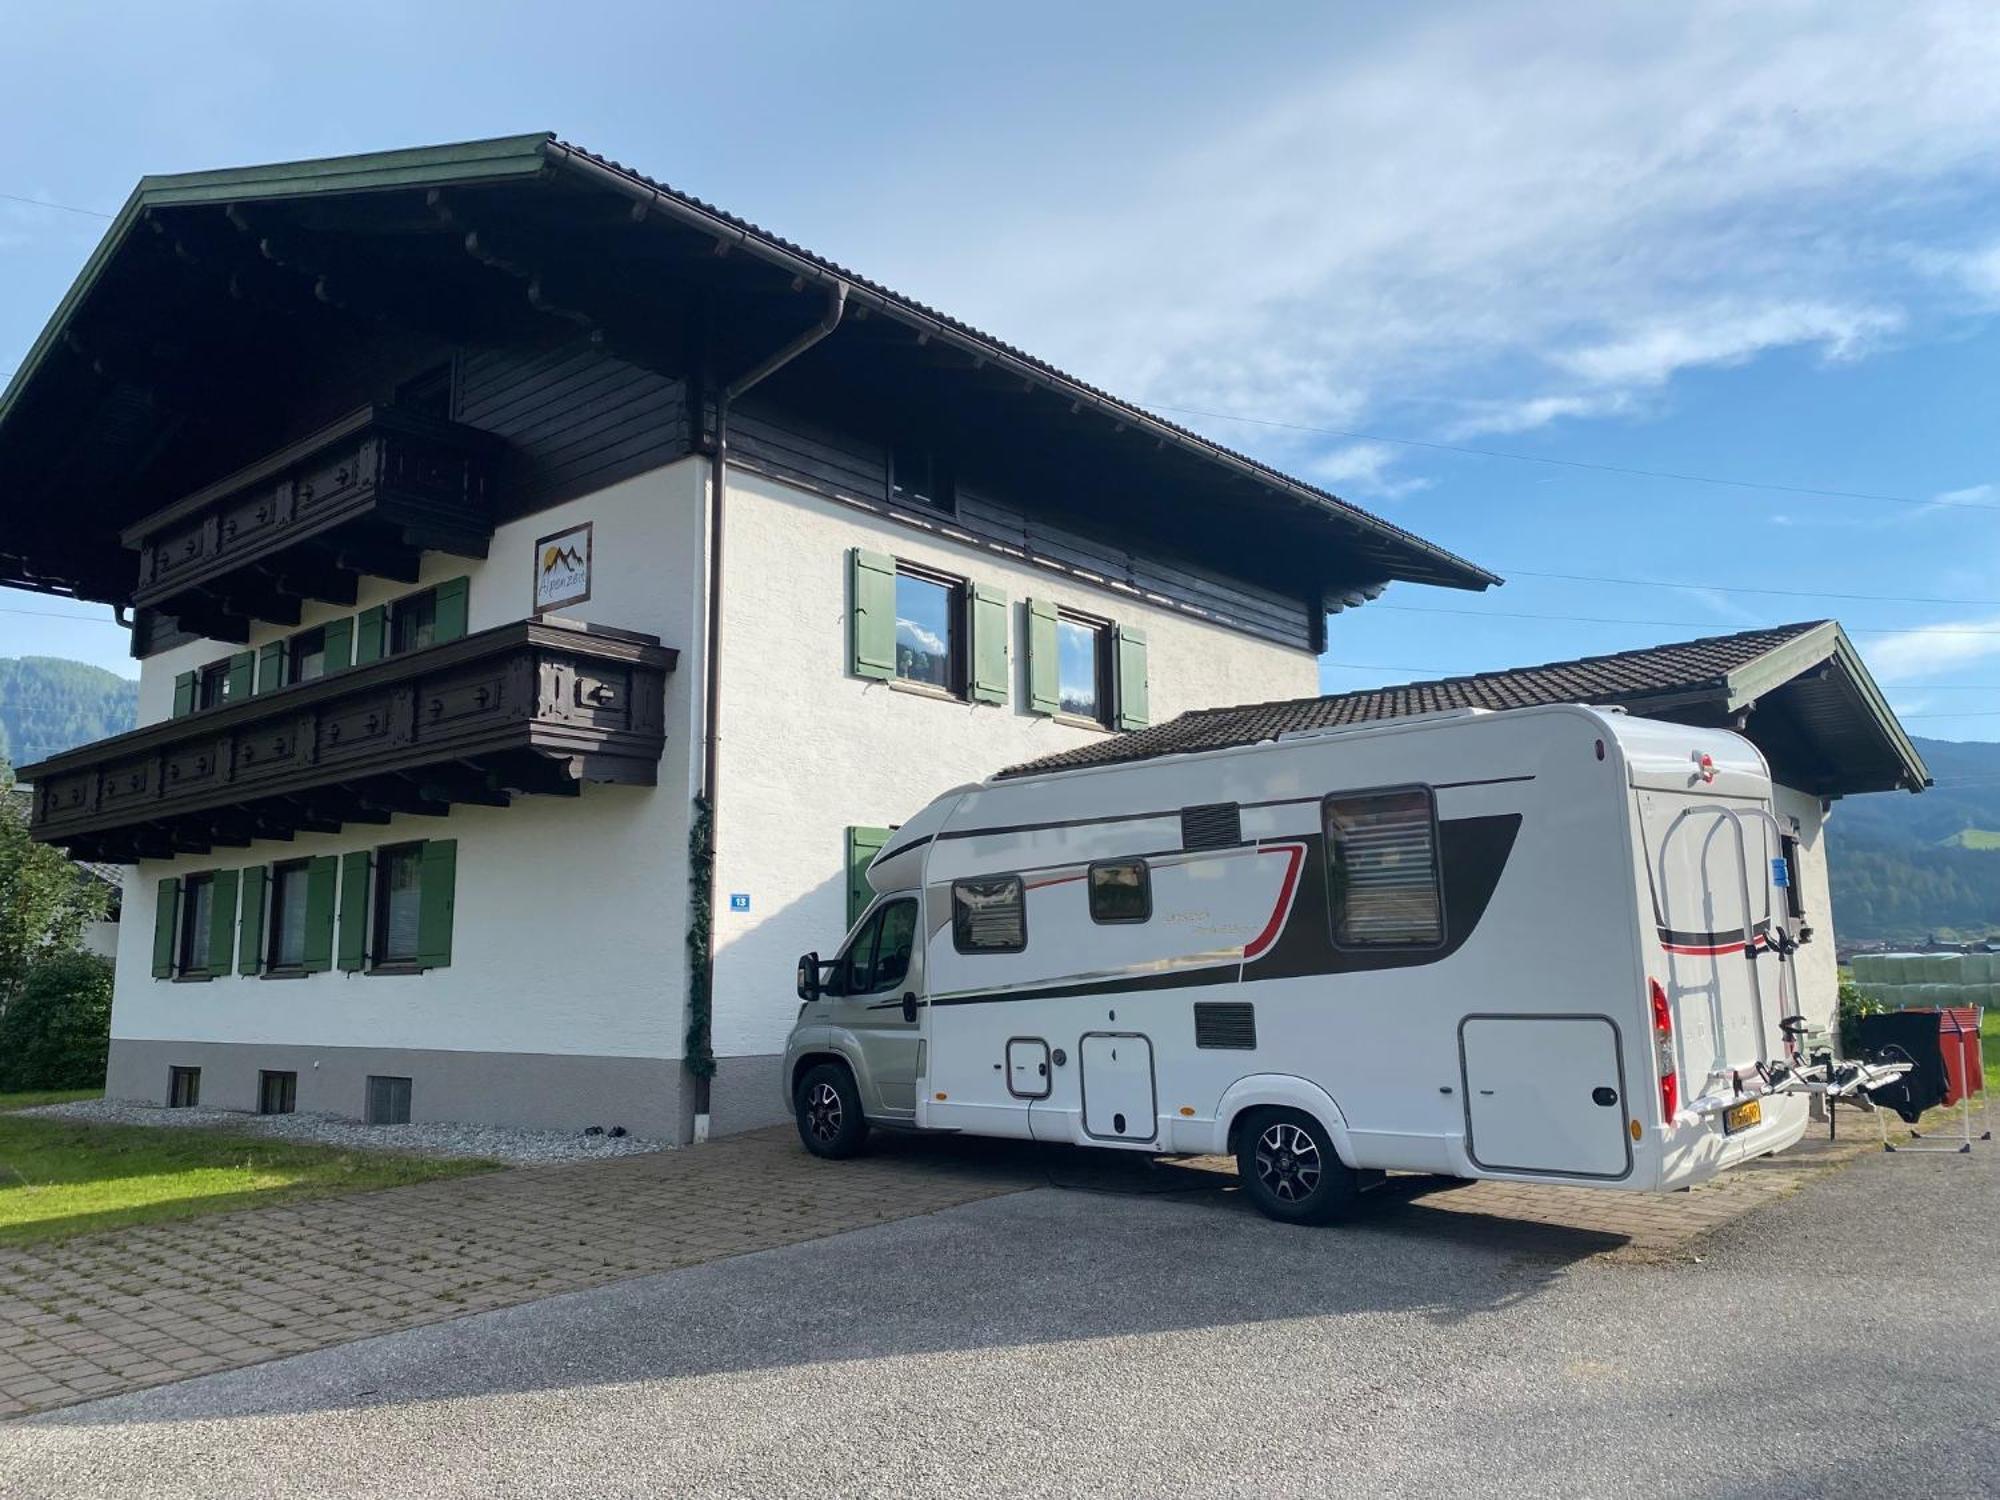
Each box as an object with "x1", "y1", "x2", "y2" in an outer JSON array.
[
  {"x1": 1235, "y1": 1108, "x2": 1360, "y2": 1225},
  {"x1": 795, "y1": 1062, "x2": 869, "y2": 1159}
]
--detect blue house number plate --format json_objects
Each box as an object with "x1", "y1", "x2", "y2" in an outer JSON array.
[{"x1": 729, "y1": 893, "x2": 751, "y2": 912}]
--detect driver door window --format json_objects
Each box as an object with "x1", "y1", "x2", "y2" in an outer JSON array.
[
  {"x1": 832, "y1": 899, "x2": 917, "y2": 999},
  {"x1": 870, "y1": 900, "x2": 917, "y2": 994},
  {"x1": 832, "y1": 909, "x2": 884, "y2": 997}
]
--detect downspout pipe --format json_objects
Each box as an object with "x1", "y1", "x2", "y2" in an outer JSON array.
[{"x1": 690, "y1": 281, "x2": 847, "y2": 1140}]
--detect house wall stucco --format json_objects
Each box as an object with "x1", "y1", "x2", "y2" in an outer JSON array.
[
  {"x1": 704, "y1": 467, "x2": 1322, "y2": 1086},
  {"x1": 106, "y1": 452, "x2": 1340, "y2": 1138},
  {"x1": 1774, "y1": 782, "x2": 1838, "y2": 1033},
  {"x1": 109, "y1": 461, "x2": 709, "y2": 1121}
]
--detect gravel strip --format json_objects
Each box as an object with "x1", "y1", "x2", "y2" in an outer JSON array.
[{"x1": 18, "y1": 1097, "x2": 671, "y2": 1165}]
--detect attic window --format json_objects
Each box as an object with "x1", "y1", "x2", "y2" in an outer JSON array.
[{"x1": 890, "y1": 444, "x2": 951, "y2": 513}]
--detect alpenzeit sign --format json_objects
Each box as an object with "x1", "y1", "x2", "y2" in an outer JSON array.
[{"x1": 534, "y1": 521, "x2": 592, "y2": 615}]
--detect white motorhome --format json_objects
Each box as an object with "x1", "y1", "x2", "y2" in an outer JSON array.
[{"x1": 783, "y1": 704, "x2": 1816, "y2": 1223}]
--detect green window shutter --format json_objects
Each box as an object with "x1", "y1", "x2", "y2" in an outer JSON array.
[
  {"x1": 1115, "y1": 625, "x2": 1150, "y2": 730},
  {"x1": 354, "y1": 605, "x2": 387, "y2": 666},
  {"x1": 434, "y1": 576, "x2": 470, "y2": 644},
  {"x1": 302, "y1": 855, "x2": 339, "y2": 973},
  {"x1": 1026, "y1": 598, "x2": 1060, "y2": 716},
  {"x1": 256, "y1": 640, "x2": 286, "y2": 696},
  {"x1": 152, "y1": 878, "x2": 181, "y2": 978},
  {"x1": 417, "y1": 838, "x2": 458, "y2": 970},
  {"x1": 225, "y1": 651, "x2": 255, "y2": 704},
  {"x1": 322, "y1": 615, "x2": 354, "y2": 673},
  {"x1": 846, "y1": 826, "x2": 891, "y2": 928},
  {"x1": 337, "y1": 851, "x2": 372, "y2": 972},
  {"x1": 172, "y1": 671, "x2": 196, "y2": 719},
  {"x1": 207, "y1": 869, "x2": 239, "y2": 974},
  {"x1": 969, "y1": 583, "x2": 1009, "y2": 705},
  {"x1": 849, "y1": 549, "x2": 897, "y2": 681},
  {"x1": 238, "y1": 865, "x2": 268, "y2": 975}
]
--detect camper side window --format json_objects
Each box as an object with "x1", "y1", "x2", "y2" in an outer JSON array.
[
  {"x1": 1088, "y1": 860, "x2": 1150, "y2": 924},
  {"x1": 952, "y1": 876, "x2": 1026, "y2": 953},
  {"x1": 1324, "y1": 787, "x2": 1443, "y2": 947}
]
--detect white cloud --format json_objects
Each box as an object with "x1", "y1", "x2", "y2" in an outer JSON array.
[
  {"x1": 1307, "y1": 442, "x2": 1432, "y2": 501},
  {"x1": 1445, "y1": 391, "x2": 1640, "y2": 440},
  {"x1": 1866, "y1": 616, "x2": 2000, "y2": 682},
  {"x1": 911, "y1": 1, "x2": 2000, "y2": 471},
  {"x1": 1932, "y1": 484, "x2": 1995, "y2": 507},
  {"x1": 895, "y1": 618, "x2": 947, "y2": 657},
  {"x1": 1554, "y1": 303, "x2": 1903, "y2": 388},
  {"x1": 1908, "y1": 238, "x2": 2000, "y2": 304}
]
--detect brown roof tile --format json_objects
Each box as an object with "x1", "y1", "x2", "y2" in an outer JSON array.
[{"x1": 1000, "y1": 621, "x2": 1829, "y2": 779}]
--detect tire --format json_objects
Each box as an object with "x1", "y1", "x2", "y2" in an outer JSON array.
[
  {"x1": 795, "y1": 1061, "x2": 869, "y2": 1159},
  {"x1": 1234, "y1": 1107, "x2": 1360, "y2": 1226}
]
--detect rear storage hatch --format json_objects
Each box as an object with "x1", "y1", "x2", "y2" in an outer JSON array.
[{"x1": 1460, "y1": 1015, "x2": 1633, "y2": 1178}]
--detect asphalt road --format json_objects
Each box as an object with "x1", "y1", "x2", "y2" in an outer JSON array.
[{"x1": 1, "y1": 1149, "x2": 1993, "y2": 1499}]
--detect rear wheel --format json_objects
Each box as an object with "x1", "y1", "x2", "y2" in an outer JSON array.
[
  {"x1": 795, "y1": 1061, "x2": 869, "y2": 1159},
  {"x1": 1235, "y1": 1108, "x2": 1360, "y2": 1225}
]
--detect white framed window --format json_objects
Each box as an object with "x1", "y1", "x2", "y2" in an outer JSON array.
[
  {"x1": 1088, "y1": 860, "x2": 1151, "y2": 924},
  {"x1": 1324, "y1": 787, "x2": 1443, "y2": 947},
  {"x1": 952, "y1": 876, "x2": 1027, "y2": 953}
]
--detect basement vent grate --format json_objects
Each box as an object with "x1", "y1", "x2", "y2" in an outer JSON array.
[
  {"x1": 1180, "y1": 802, "x2": 1242, "y2": 851},
  {"x1": 1194, "y1": 1001, "x2": 1257, "y2": 1050}
]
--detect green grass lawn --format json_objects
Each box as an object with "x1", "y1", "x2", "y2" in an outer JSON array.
[{"x1": 0, "y1": 1113, "x2": 496, "y2": 1247}]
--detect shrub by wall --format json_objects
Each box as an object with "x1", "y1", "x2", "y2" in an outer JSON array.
[{"x1": 0, "y1": 950, "x2": 113, "y2": 1091}]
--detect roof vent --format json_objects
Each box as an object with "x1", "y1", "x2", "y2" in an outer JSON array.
[{"x1": 1180, "y1": 802, "x2": 1242, "y2": 851}]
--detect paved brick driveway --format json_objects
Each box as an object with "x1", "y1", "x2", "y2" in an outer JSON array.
[{"x1": 0, "y1": 1117, "x2": 1885, "y2": 1419}]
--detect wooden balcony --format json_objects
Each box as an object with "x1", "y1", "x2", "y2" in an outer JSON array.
[
  {"x1": 20, "y1": 619, "x2": 676, "y2": 864},
  {"x1": 124, "y1": 405, "x2": 501, "y2": 639}
]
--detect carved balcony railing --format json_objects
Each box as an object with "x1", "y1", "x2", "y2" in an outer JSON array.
[
  {"x1": 123, "y1": 405, "x2": 501, "y2": 638},
  {"x1": 20, "y1": 620, "x2": 676, "y2": 864}
]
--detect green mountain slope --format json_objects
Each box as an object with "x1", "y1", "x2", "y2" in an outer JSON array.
[
  {"x1": 1828, "y1": 737, "x2": 2000, "y2": 942},
  {"x1": 0, "y1": 657, "x2": 139, "y2": 771}
]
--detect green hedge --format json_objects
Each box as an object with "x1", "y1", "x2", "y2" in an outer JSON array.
[{"x1": 0, "y1": 951, "x2": 113, "y2": 1091}]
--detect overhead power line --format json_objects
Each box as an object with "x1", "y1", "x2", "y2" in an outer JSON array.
[
  {"x1": 1146, "y1": 400, "x2": 2000, "y2": 513},
  {"x1": 1497, "y1": 567, "x2": 2000, "y2": 610},
  {"x1": 1322, "y1": 659, "x2": 2000, "y2": 691},
  {"x1": 0, "y1": 190, "x2": 114, "y2": 219},
  {"x1": 1372, "y1": 602, "x2": 2000, "y2": 638},
  {"x1": 0, "y1": 603, "x2": 122, "y2": 624}
]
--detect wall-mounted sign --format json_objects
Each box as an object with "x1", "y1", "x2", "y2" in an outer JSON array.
[
  {"x1": 729, "y1": 893, "x2": 751, "y2": 912},
  {"x1": 533, "y1": 521, "x2": 593, "y2": 615}
]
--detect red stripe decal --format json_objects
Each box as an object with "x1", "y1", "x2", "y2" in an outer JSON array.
[
  {"x1": 1242, "y1": 843, "x2": 1305, "y2": 961},
  {"x1": 1661, "y1": 934, "x2": 1768, "y2": 958}
]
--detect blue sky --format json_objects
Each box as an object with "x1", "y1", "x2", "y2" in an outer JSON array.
[{"x1": 3, "y1": 1, "x2": 1997, "y2": 741}]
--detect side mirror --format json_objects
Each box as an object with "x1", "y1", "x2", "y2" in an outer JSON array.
[{"x1": 796, "y1": 952, "x2": 822, "y2": 1003}]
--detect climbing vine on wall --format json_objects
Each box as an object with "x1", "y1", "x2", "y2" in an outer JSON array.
[{"x1": 684, "y1": 794, "x2": 716, "y2": 1080}]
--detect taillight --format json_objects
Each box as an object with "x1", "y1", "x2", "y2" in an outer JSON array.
[{"x1": 1651, "y1": 978, "x2": 1679, "y2": 1122}]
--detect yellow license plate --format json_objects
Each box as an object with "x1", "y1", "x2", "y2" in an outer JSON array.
[{"x1": 1724, "y1": 1099, "x2": 1762, "y2": 1134}]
